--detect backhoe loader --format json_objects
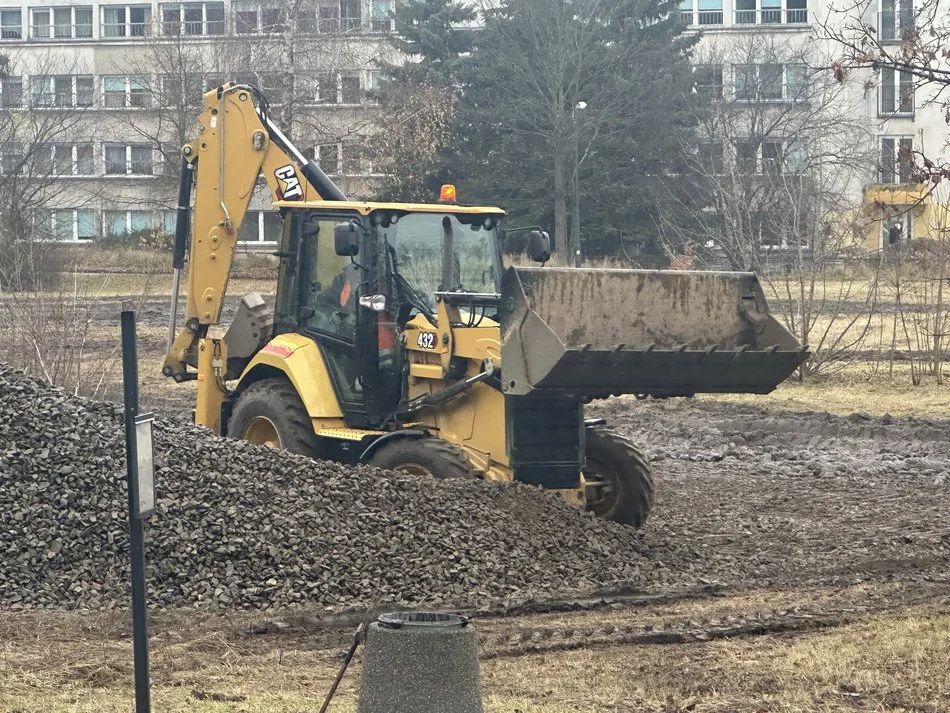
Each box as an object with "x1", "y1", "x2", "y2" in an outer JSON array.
[{"x1": 163, "y1": 84, "x2": 808, "y2": 526}]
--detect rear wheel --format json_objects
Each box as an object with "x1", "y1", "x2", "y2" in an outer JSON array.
[
  {"x1": 228, "y1": 378, "x2": 321, "y2": 458},
  {"x1": 368, "y1": 438, "x2": 475, "y2": 479},
  {"x1": 584, "y1": 426, "x2": 654, "y2": 527}
]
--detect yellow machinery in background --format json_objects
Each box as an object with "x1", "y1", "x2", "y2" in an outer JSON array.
[{"x1": 163, "y1": 84, "x2": 808, "y2": 526}]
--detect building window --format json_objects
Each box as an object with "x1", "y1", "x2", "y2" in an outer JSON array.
[
  {"x1": 736, "y1": 140, "x2": 757, "y2": 174},
  {"x1": 734, "y1": 0, "x2": 806, "y2": 24},
  {"x1": 105, "y1": 209, "x2": 152, "y2": 236},
  {"x1": 786, "y1": 136, "x2": 807, "y2": 174},
  {"x1": 733, "y1": 139, "x2": 790, "y2": 175},
  {"x1": 45, "y1": 209, "x2": 96, "y2": 241},
  {"x1": 316, "y1": 72, "x2": 361, "y2": 104},
  {"x1": 370, "y1": 0, "x2": 393, "y2": 32},
  {"x1": 693, "y1": 65, "x2": 723, "y2": 99},
  {"x1": 237, "y1": 210, "x2": 281, "y2": 242},
  {"x1": 879, "y1": 66, "x2": 914, "y2": 116},
  {"x1": 317, "y1": 143, "x2": 340, "y2": 175},
  {"x1": 105, "y1": 144, "x2": 153, "y2": 175},
  {"x1": 233, "y1": 1, "x2": 286, "y2": 33},
  {"x1": 735, "y1": 64, "x2": 801, "y2": 101},
  {"x1": 784, "y1": 64, "x2": 808, "y2": 100},
  {"x1": 0, "y1": 75, "x2": 21, "y2": 107},
  {"x1": 104, "y1": 75, "x2": 151, "y2": 108},
  {"x1": 880, "y1": 136, "x2": 914, "y2": 183},
  {"x1": 160, "y1": 2, "x2": 225, "y2": 36},
  {"x1": 698, "y1": 142, "x2": 725, "y2": 174},
  {"x1": 679, "y1": 0, "x2": 693, "y2": 24},
  {"x1": 35, "y1": 143, "x2": 94, "y2": 176},
  {"x1": 102, "y1": 5, "x2": 151, "y2": 37},
  {"x1": 882, "y1": 210, "x2": 912, "y2": 245},
  {"x1": 0, "y1": 9, "x2": 22, "y2": 39},
  {"x1": 760, "y1": 139, "x2": 784, "y2": 174},
  {"x1": 297, "y1": 1, "x2": 358, "y2": 32},
  {"x1": 341, "y1": 73, "x2": 360, "y2": 104},
  {"x1": 697, "y1": 0, "x2": 723, "y2": 25},
  {"x1": 32, "y1": 75, "x2": 94, "y2": 108},
  {"x1": 342, "y1": 140, "x2": 368, "y2": 174},
  {"x1": 30, "y1": 6, "x2": 93, "y2": 39},
  {"x1": 161, "y1": 72, "x2": 204, "y2": 106},
  {"x1": 880, "y1": 0, "x2": 913, "y2": 42},
  {"x1": 0, "y1": 143, "x2": 22, "y2": 175}
]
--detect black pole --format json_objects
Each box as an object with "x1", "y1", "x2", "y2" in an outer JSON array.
[
  {"x1": 173, "y1": 158, "x2": 195, "y2": 270},
  {"x1": 121, "y1": 302, "x2": 151, "y2": 713}
]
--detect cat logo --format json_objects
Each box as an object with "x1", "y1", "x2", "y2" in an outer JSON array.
[{"x1": 275, "y1": 165, "x2": 303, "y2": 200}]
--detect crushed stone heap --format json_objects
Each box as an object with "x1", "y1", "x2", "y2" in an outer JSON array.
[{"x1": 0, "y1": 365, "x2": 656, "y2": 611}]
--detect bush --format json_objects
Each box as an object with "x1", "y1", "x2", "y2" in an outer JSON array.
[{"x1": 97, "y1": 229, "x2": 174, "y2": 251}]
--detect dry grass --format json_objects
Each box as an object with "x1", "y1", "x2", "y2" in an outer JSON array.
[
  {"x1": 1, "y1": 588, "x2": 947, "y2": 713},
  {"x1": 706, "y1": 363, "x2": 950, "y2": 417}
]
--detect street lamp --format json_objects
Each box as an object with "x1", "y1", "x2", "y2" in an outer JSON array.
[{"x1": 572, "y1": 101, "x2": 587, "y2": 267}]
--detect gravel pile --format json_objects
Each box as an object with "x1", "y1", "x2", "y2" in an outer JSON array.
[{"x1": 0, "y1": 365, "x2": 661, "y2": 611}]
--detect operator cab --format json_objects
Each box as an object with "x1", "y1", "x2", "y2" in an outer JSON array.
[{"x1": 272, "y1": 198, "x2": 506, "y2": 429}]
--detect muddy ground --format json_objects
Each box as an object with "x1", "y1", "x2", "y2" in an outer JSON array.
[
  {"x1": 4, "y1": 290, "x2": 950, "y2": 710},
  {"x1": 77, "y1": 292, "x2": 950, "y2": 600}
]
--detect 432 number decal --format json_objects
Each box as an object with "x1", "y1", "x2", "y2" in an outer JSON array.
[{"x1": 416, "y1": 332, "x2": 437, "y2": 350}]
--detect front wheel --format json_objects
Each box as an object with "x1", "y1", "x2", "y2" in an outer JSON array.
[
  {"x1": 227, "y1": 378, "x2": 321, "y2": 459},
  {"x1": 368, "y1": 437, "x2": 475, "y2": 479},
  {"x1": 584, "y1": 426, "x2": 654, "y2": 527}
]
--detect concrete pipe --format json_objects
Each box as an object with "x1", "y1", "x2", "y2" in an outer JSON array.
[{"x1": 357, "y1": 612, "x2": 483, "y2": 713}]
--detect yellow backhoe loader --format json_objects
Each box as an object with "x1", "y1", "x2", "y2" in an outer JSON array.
[{"x1": 163, "y1": 84, "x2": 808, "y2": 527}]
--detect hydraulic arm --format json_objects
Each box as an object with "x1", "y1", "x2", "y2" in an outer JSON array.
[{"x1": 162, "y1": 83, "x2": 345, "y2": 382}]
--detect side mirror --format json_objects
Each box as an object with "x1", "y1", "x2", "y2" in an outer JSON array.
[
  {"x1": 334, "y1": 222, "x2": 359, "y2": 256},
  {"x1": 527, "y1": 230, "x2": 552, "y2": 263}
]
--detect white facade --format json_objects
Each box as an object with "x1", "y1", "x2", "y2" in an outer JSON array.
[
  {"x1": 680, "y1": 0, "x2": 950, "y2": 249},
  {"x1": 0, "y1": 0, "x2": 396, "y2": 243}
]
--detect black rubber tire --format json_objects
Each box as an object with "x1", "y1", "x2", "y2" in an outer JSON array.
[
  {"x1": 584, "y1": 426, "x2": 654, "y2": 528},
  {"x1": 227, "y1": 378, "x2": 321, "y2": 459},
  {"x1": 368, "y1": 437, "x2": 475, "y2": 479}
]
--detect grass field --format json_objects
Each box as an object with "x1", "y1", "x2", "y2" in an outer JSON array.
[{"x1": 2, "y1": 590, "x2": 947, "y2": 713}]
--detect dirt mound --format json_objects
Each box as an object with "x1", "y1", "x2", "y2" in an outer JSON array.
[
  {"x1": 0, "y1": 365, "x2": 667, "y2": 611},
  {"x1": 4, "y1": 365, "x2": 949, "y2": 612}
]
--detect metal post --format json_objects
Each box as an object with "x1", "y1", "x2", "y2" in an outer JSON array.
[
  {"x1": 121, "y1": 302, "x2": 151, "y2": 713},
  {"x1": 572, "y1": 101, "x2": 586, "y2": 268}
]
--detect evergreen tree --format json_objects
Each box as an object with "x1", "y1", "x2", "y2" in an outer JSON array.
[{"x1": 379, "y1": 0, "x2": 702, "y2": 262}]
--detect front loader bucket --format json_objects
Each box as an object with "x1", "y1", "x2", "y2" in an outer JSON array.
[{"x1": 499, "y1": 267, "x2": 808, "y2": 397}]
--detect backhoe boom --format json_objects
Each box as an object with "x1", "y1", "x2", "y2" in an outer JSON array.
[{"x1": 162, "y1": 83, "x2": 344, "y2": 382}]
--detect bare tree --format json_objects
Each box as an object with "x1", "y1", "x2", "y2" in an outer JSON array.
[
  {"x1": 659, "y1": 33, "x2": 881, "y2": 376},
  {"x1": 0, "y1": 49, "x2": 102, "y2": 288},
  {"x1": 367, "y1": 83, "x2": 456, "y2": 201},
  {"x1": 107, "y1": 3, "x2": 386, "y2": 224},
  {"x1": 819, "y1": 0, "x2": 950, "y2": 185}
]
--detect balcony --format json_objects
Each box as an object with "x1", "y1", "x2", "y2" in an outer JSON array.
[
  {"x1": 369, "y1": 17, "x2": 394, "y2": 32},
  {"x1": 101, "y1": 21, "x2": 151, "y2": 37},
  {"x1": 865, "y1": 183, "x2": 928, "y2": 205},
  {"x1": 31, "y1": 23, "x2": 93, "y2": 39},
  {"x1": 733, "y1": 8, "x2": 808, "y2": 24}
]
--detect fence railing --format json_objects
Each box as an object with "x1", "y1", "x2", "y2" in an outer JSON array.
[{"x1": 733, "y1": 8, "x2": 808, "y2": 24}]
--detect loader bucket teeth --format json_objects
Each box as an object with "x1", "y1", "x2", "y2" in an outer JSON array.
[{"x1": 499, "y1": 266, "x2": 808, "y2": 398}]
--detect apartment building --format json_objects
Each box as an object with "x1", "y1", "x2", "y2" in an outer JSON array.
[
  {"x1": 0, "y1": 0, "x2": 396, "y2": 244},
  {"x1": 679, "y1": 0, "x2": 950, "y2": 251}
]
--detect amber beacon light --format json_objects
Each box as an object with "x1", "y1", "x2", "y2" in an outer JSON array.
[{"x1": 439, "y1": 184, "x2": 458, "y2": 204}]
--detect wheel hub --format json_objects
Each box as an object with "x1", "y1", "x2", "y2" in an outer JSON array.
[
  {"x1": 583, "y1": 458, "x2": 621, "y2": 517},
  {"x1": 243, "y1": 416, "x2": 283, "y2": 449},
  {"x1": 393, "y1": 462, "x2": 436, "y2": 477}
]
